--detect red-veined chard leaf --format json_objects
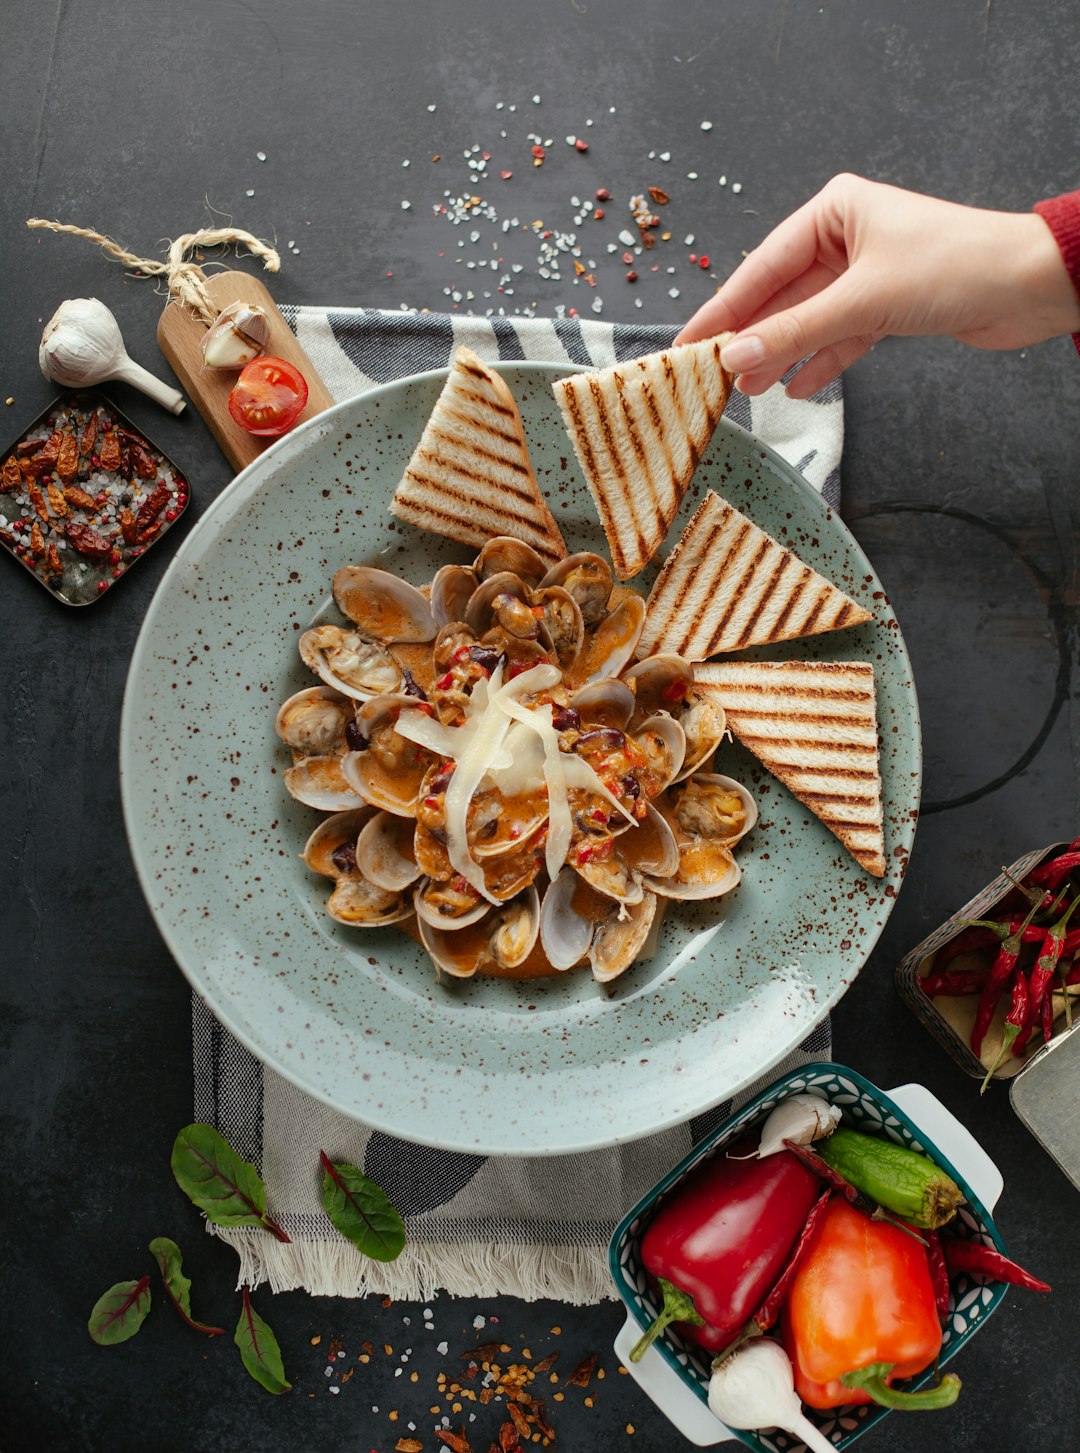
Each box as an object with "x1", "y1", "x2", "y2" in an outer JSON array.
[
  {"x1": 149, "y1": 1236, "x2": 225, "y2": 1336},
  {"x1": 234, "y1": 1287, "x2": 291, "y2": 1394},
  {"x1": 88, "y1": 1276, "x2": 152, "y2": 1345},
  {"x1": 171, "y1": 1124, "x2": 290, "y2": 1242},
  {"x1": 319, "y1": 1151, "x2": 406, "y2": 1262}
]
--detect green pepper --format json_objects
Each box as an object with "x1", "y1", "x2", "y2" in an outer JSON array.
[{"x1": 814, "y1": 1129, "x2": 963, "y2": 1229}]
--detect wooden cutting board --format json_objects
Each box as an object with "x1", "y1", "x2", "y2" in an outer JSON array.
[{"x1": 156, "y1": 269, "x2": 335, "y2": 473}]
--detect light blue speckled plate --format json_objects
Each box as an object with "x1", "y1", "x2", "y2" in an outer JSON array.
[{"x1": 120, "y1": 363, "x2": 921, "y2": 1156}]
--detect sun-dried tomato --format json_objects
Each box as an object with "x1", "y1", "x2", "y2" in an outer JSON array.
[
  {"x1": 507, "y1": 1402, "x2": 531, "y2": 1437},
  {"x1": 497, "y1": 1423, "x2": 519, "y2": 1452},
  {"x1": 16, "y1": 439, "x2": 45, "y2": 457},
  {"x1": 79, "y1": 412, "x2": 98, "y2": 455},
  {"x1": 98, "y1": 431, "x2": 121, "y2": 471},
  {"x1": 433, "y1": 1430, "x2": 472, "y2": 1453},
  {"x1": 136, "y1": 483, "x2": 169, "y2": 532},
  {"x1": 56, "y1": 432, "x2": 79, "y2": 481},
  {"x1": 1, "y1": 455, "x2": 20, "y2": 492},
  {"x1": 25, "y1": 447, "x2": 58, "y2": 478},
  {"x1": 29, "y1": 521, "x2": 45, "y2": 557},
  {"x1": 47, "y1": 483, "x2": 68, "y2": 518},
  {"x1": 648, "y1": 185, "x2": 670, "y2": 205},
  {"x1": 130, "y1": 442, "x2": 157, "y2": 479},
  {"x1": 119, "y1": 507, "x2": 138, "y2": 545},
  {"x1": 46, "y1": 541, "x2": 62, "y2": 575},
  {"x1": 26, "y1": 482, "x2": 49, "y2": 522},
  {"x1": 66, "y1": 521, "x2": 113, "y2": 559}
]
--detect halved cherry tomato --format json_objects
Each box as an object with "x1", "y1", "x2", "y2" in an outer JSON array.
[{"x1": 227, "y1": 357, "x2": 309, "y2": 437}]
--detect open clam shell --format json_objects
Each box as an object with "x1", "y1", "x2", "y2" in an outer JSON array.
[
  {"x1": 302, "y1": 807, "x2": 374, "y2": 878},
  {"x1": 465, "y1": 572, "x2": 538, "y2": 639},
  {"x1": 469, "y1": 787, "x2": 548, "y2": 859},
  {"x1": 590, "y1": 891, "x2": 659, "y2": 984},
  {"x1": 539, "y1": 552, "x2": 613, "y2": 625},
  {"x1": 355, "y1": 810, "x2": 421, "y2": 892},
  {"x1": 275, "y1": 685, "x2": 351, "y2": 756},
  {"x1": 332, "y1": 566, "x2": 436, "y2": 642},
  {"x1": 617, "y1": 802, "x2": 681, "y2": 879},
  {"x1": 326, "y1": 873, "x2": 413, "y2": 927},
  {"x1": 539, "y1": 870, "x2": 596, "y2": 971},
  {"x1": 341, "y1": 694, "x2": 435, "y2": 816},
  {"x1": 643, "y1": 773, "x2": 756, "y2": 900},
  {"x1": 572, "y1": 591, "x2": 646, "y2": 685},
  {"x1": 413, "y1": 875, "x2": 490, "y2": 930},
  {"x1": 299, "y1": 625, "x2": 402, "y2": 701},
  {"x1": 284, "y1": 755, "x2": 366, "y2": 812},
  {"x1": 674, "y1": 690, "x2": 728, "y2": 782},
  {"x1": 623, "y1": 653, "x2": 695, "y2": 719},
  {"x1": 533, "y1": 584, "x2": 585, "y2": 672},
  {"x1": 574, "y1": 852, "x2": 644, "y2": 907},
  {"x1": 430, "y1": 563, "x2": 479, "y2": 627},
  {"x1": 569, "y1": 678, "x2": 635, "y2": 730},
  {"x1": 632, "y1": 714, "x2": 687, "y2": 794},
  {"x1": 474, "y1": 536, "x2": 548, "y2": 587}
]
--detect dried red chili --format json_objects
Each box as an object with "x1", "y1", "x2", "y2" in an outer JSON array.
[
  {"x1": 66, "y1": 522, "x2": 113, "y2": 560},
  {"x1": 941, "y1": 1237, "x2": 1050, "y2": 1292}
]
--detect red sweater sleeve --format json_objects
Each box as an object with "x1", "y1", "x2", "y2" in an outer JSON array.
[{"x1": 1033, "y1": 188, "x2": 1080, "y2": 356}]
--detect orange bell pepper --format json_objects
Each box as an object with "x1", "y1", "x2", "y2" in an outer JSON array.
[{"x1": 783, "y1": 1199, "x2": 961, "y2": 1412}]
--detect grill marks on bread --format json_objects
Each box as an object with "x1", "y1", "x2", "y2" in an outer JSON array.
[
  {"x1": 695, "y1": 660, "x2": 886, "y2": 877},
  {"x1": 390, "y1": 347, "x2": 567, "y2": 565},
  {"x1": 552, "y1": 336, "x2": 734, "y2": 579},
  {"x1": 640, "y1": 492, "x2": 873, "y2": 659}
]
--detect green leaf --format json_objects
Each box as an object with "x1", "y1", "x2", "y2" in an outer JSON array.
[
  {"x1": 319, "y1": 1151, "x2": 406, "y2": 1262},
  {"x1": 234, "y1": 1288, "x2": 291, "y2": 1394},
  {"x1": 171, "y1": 1125, "x2": 290, "y2": 1242},
  {"x1": 88, "y1": 1276, "x2": 152, "y2": 1345},
  {"x1": 149, "y1": 1236, "x2": 225, "y2": 1337}
]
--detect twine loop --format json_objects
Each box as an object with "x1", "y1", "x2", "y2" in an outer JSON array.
[{"x1": 25, "y1": 219, "x2": 280, "y2": 326}]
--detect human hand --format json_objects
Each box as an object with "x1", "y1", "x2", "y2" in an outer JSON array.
[{"x1": 676, "y1": 173, "x2": 1080, "y2": 397}]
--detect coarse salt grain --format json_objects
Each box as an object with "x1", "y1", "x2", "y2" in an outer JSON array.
[
  {"x1": 732, "y1": 181, "x2": 743, "y2": 193},
  {"x1": 245, "y1": 189, "x2": 254, "y2": 197},
  {"x1": 436, "y1": 1341, "x2": 449, "y2": 1355},
  {"x1": 328, "y1": 1386, "x2": 340, "y2": 1395},
  {"x1": 700, "y1": 120, "x2": 713, "y2": 131},
  {"x1": 256, "y1": 150, "x2": 267, "y2": 160},
  {"x1": 472, "y1": 1315, "x2": 486, "y2": 1330},
  {"x1": 659, "y1": 151, "x2": 671, "y2": 161},
  {"x1": 401, "y1": 200, "x2": 411, "y2": 209},
  {"x1": 668, "y1": 287, "x2": 680, "y2": 298}
]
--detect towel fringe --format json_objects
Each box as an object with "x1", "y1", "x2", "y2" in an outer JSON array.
[{"x1": 209, "y1": 1224, "x2": 618, "y2": 1305}]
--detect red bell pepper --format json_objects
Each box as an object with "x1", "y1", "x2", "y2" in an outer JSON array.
[
  {"x1": 783, "y1": 1199, "x2": 961, "y2": 1411},
  {"x1": 631, "y1": 1145, "x2": 820, "y2": 1359}
]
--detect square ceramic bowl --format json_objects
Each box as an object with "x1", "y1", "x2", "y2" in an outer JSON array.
[{"x1": 609, "y1": 1062, "x2": 1009, "y2": 1451}]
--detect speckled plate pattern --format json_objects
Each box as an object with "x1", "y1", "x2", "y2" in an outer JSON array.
[{"x1": 120, "y1": 363, "x2": 921, "y2": 1156}]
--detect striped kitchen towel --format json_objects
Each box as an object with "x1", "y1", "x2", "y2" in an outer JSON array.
[{"x1": 193, "y1": 307, "x2": 842, "y2": 1302}]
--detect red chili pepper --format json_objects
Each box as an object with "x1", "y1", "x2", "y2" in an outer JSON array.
[
  {"x1": 969, "y1": 894, "x2": 1045, "y2": 1057},
  {"x1": 753, "y1": 1187, "x2": 832, "y2": 1331},
  {"x1": 980, "y1": 970, "x2": 1029, "y2": 1092},
  {"x1": 435, "y1": 672, "x2": 455, "y2": 690},
  {"x1": 630, "y1": 1146, "x2": 821, "y2": 1359},
  {"x1": 925, "y1": 1229, "x2": 950, "y2": 1321},
  {"x1": 930, "y1": 924, "x2": 1005, "y2": 972},
  {"x1": 941, "y1": 1237, "x2": 1051, "y2": 1293},
  {"x1": 660, "y1": 679, "x2": 688, "y2": 704},
  {"x1": 919, "y1": 966, "x2": 991, "y2": 997},
  {"x1": 1026, "y1": 842, "x2": 1080, "y2": 890},
  {"x1": 1013, "y1": 893, "x2": 1080, "y2": 1054}
]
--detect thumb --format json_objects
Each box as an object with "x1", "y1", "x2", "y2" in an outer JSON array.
[{"x1": 719, "y1": 273, "x2": 873, "y2": 390}]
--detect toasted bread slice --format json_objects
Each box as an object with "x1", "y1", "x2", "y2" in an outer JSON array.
[
  {"x1": 639, "y1": 491, "x2": 873, "y2": 659},
  {"x1": 552, "y1": 336, "x2": 734, "y2": 580},
  {"x1": 695, "y1": 659, "x2": 886, "y2": 877},
  {"x1": 390, "y1": 347, "x2": 567, "y2": 566}
]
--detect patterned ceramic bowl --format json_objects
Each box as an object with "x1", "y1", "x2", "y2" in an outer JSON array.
[{"x1": 609, "y1": 1062, "x2": 1008, "y2": 1450}]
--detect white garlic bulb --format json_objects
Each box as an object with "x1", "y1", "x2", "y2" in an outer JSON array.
[
  {"x1": 39, "y1": 298, "x2": 185, "y2": 414},
  {"x1": 708, "y1": 1340, "x2": 836, "y2": 1453},
  {"x1": 755, "y1": 1094, "x2": 841, "y2": 1158},
  {"x1": 201, "y1": 302, "x2": 271, "y2": 370}
]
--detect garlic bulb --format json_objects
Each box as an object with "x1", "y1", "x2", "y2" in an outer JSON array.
[
  {"x1": 756, "y1": 1094, "x2": 841, "y2": 1158},
  {"x1": 39, "y1": 298, "x2": 185, "y2": 414},
  {"x1": 201, "y1": 302, "x2": 271, "y2": 370},
  {"x1": 708, "y1": 1340, "x2": 836, "y2": 1453}
]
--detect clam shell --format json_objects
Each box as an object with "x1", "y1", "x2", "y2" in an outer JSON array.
[
  {"x1": 418, "y1": 910, "x2": 489, "y2": 979},
  {"x1": 488, "y1": 885, "x2": 541, "y2": 968},
  {"x1": 302, "y1": 807, "x2": 374, "y2": 878},
  {"x1": 572, "y1": 591, "x2": 646, "y2": 685},
  {"x1": 533, "y1": 585, "x2": 584, "y2": 672},
  {"x1": 590, "y1": 891, "x2": 659, "y2": 983},
  {"x1": 475, "y1": 536, "x2": 548, "y2": 587},
  {"x1": 539, "y1": 870, "x2": 595, "y2": 971},
  {"x1": 673, "y1": 690, "x2": 728, "y2": 782},
  {"x1": 332, "y1": 566, "x2": 436, "y2": 641},
  {"x1": 574, "y1": 852, "x2": 644, "y2": 906},
  {"x1": 569, "y1": 678, "x2": 635, "y2": 730},
  {"x1": 414, "y1": 875, "x2": 489, "y2": 930},
  {"x1": 341, "y1": 695, "x2": 435, "y2": 815},
  {"x1": 470, "y1": 788, "x2": 548, "y2": 859},
  {"x1": 275, "y1": 685, "x2": 351, "y2": 755},
  {"x1": 355, "y1": 810, "x2": 421, "y2": 892},
  {"x1": 326, "y1": 873, "x2": 413, "y2": 927},
  {"x1": 617, "y1": 803, "x2": 681, "y2": 879},
  {"x1": 643, "y1": 846, "x2": 742, "y2": 901},
  {"x1": 284, "y1": 755, "x2": 366, "y2": 812},
  {"x1": 539, "y1": 552, "x2": 613, "y2": 625},
  {"x1": 671, "y1": 772, "x2": 758, "y2": 849},
  {"x1": 299, "y1": 625, "x2": 402, "y2": 701},
  {"x1": 623, "y1": 653, "x2": 695, "y2": 719},
  {"x1": 633, "y1": 714, "x2": 687, "y2": 793},
  {"x1": 465, "y1": 572, "x2": 537, "y2": 638},
  {"x1": 430, "y1": 564, "x2": 479, "y2": 627}
]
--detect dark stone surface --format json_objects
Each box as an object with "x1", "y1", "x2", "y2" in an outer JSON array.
[{"x1": 2, "y1": 1, "x2": 1077, "y2": 1450}]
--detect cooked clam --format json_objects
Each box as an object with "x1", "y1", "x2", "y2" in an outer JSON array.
[
  {"x1": 569, "y1": 678, "x2": 635, "y2": 730},
  {"x1": 417, "y1": 887, "x2": 540, "y2": 979},
  {"x1": 644, "y1": 773, "x2": 756, "y2": 900},
  {"x1": 430, "y1": 563, "x2": 479, "y2": 627},
  {"x1": 533, "y1": 585, "x2": 584, "y2": 672},
  {"x1": 623, "y1": 654, "x2": 695, "y2": 718},
  {"x1": 275, "y1": 685, "x2": 351, "y2": 756},
  {"x1": 355, "y1": 810, "x2": 421, "y2": 892},
  {"x1": 590, "y1": 891, "x2": 659, "y2": 983},
  {"x1": 540, "y1": 552, "x2": 613, "y2": 625},
  {"x1": 475, "y1": 536, "x2": 548, "y2": 587},
  {"x1": 299, "y1": 625, "x2": 402, "y2": 701},
  {"x1": 284, "y1": 755, "x2": 366, "y2": 812},
  {"x1": 572, "y1": 591, "x2": 646, "y2": 685},
  {"x1": 302, "y1": 807, "x2": 374, "y2": 878},
  {"x1": 632, "y1": 715, "x2": 687, "y2": 793},
  {"x1": 465, "y1": 572, "x2": 538, "y2": 638},
  {"x1": 341, "y1": 694, "x2": 435, "y2": 816},
  {"x1": 326, "y1": 873, "x2": 413, "y2": 927},
  {"x1": 414, "y1": 874, "x2": 490, "y2": 929},
  {"x1": 674, "y1": 690, "x2": 727, "y2": 782},
  {"x1": 332, "y1": 566, "x2": 436, "y2": 642}
]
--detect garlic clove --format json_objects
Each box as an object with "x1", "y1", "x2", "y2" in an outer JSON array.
[
  {"x1": 201, "y1": 302, "x2": 272, "y2": 370},
  {"x1": 708, "y1": 1340, "x2": 836, "y2": 1453},
  {"x1": 755, "y1": 1093, "x2": 841, "y2": 1158}
]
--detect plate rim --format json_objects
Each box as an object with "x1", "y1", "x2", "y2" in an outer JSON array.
[{"x1": 120, "y1": 359, "x2": 922, "y2": 1155}]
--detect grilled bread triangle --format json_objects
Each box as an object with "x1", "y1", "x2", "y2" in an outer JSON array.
[
  {"x1": 390, "y1": 347, "x2": 567, "y2": 566},
  {"x1": 552, "y1": 336, "x2": 734, "y2": 581},
  {"x1": 639, "y1": 491, "x2": 873, "y2": 659},
  {"x1": 695, "y1": 659, "x2": 886, "y2": 878}
]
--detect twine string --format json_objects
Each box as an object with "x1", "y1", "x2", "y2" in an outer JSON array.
[{"x1": 25, "y1": 219, "x2": 280, "y2": 326}]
